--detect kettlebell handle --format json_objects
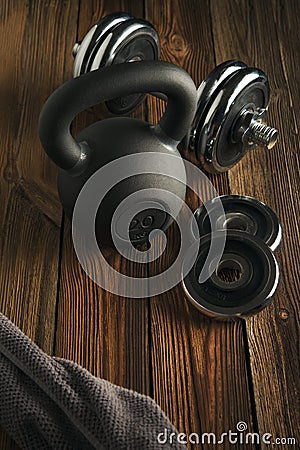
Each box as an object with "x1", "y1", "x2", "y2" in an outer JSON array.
[{"x1": 39, "y1": 60, "x2": 197, "y2": 173}]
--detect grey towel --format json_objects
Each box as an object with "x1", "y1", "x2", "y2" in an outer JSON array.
[{"x1": 0, "y1": 313, "x2": 186, "y2": 450}]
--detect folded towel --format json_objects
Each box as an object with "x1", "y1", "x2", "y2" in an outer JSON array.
[{"x1": 0, "y1": 312, "x2": 186, "y2": 449}]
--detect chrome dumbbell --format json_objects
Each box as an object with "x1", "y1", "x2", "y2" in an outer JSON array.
[
  {"x1": 72, "y1": 12, "x2": 160, "y2": 115},
  {"x1": 72, "y1": 12, "x2": 278, "y2": 174},
  {"x1": 187, "y1": 61, "x2": 278, "y2": 173}
]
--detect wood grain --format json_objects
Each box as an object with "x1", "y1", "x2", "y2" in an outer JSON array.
[
  {"x1": 0, "y1": 0, "x2": 78, "y2": 448},
  {"x1": 210, "y1": 0, "x2": 300, "y2": 447},
  {"x1": 145, "y1": 1, "x2": 255, "y2": 448}
]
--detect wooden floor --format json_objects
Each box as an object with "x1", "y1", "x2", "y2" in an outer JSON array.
[{"x1": 0, "y1": 0, "x2": 299, "y2": 449}]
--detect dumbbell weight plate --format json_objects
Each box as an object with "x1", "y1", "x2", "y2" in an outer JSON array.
[
  {"x1": 192, "y1": 65, "x2": 270, "y2": 173},
  {"x1": 73, "y1": 13, "x2": 133, "y2": 77},
  {"x1": 182, "y1": 230, "x2": 279, "y2": 318},
  {"x1": 100, "y1": 19, "x2": 160, "y2": 114},
  {"x1": 193, "y1": 195, "x2": 281, "y2": 252},
  {"x1": 73, "y1": 13, "x2": 160, "y2": 115},
  {"x1": 185, "y1": 60, "x2": 247, "y2": 151}
]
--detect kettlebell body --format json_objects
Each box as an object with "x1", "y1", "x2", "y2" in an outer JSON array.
[
  {"x1": 39, "y1": 61, "x2": 197, "y2": 246},
  {"x1": 58, "y1": 117, "x2": 186, "y2": 245}
]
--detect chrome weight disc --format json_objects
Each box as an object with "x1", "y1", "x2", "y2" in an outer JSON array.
[
  {"x1": 180, "y1": 60, "x2": 247, "y2": 151},
  {"x1": 190, "y1": 62, "x2": 272, "y2": 173},
  {"x1": 73, "y1": 13, "x2": 160, "y2": 115},
  {"x1": 193, "y1": 195, "x2": 282, "y2": 252},
  {"x1": 182, "y1": 230, "x2": 279, "y2": 318},
  {"x1": 73, "y1": 13, "x2": 133, "y2": 77},
  {"x1": 186, "y1": 60, "x2": 247, "y2": 150}
]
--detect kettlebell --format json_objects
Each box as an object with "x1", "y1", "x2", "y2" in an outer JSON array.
[{"x1": 39, "y1": 60, "x2": 197, "y2": 246}]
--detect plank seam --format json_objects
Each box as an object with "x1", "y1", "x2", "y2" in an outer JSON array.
[
  {"x1": 144, "y1": 0, "x2": 154, "y2": 400},
  {"x1": 242, "y1": 319, "x2": 261, "y2": 450},
  {"x1": 52, "y1": 214, "x2": 65, "y2": 356}
]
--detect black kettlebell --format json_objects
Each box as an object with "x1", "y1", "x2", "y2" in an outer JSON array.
[{"x1": 39, "y1": 61, "x2": 197, "y2": 246}]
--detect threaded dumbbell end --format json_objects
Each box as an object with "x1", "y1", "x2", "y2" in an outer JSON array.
[{"x1": 248, "y1": 121, "x2": 278, "y2": 149}]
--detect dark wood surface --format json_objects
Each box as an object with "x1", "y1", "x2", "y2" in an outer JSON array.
[{"x1": 0, "y1": 1, "x2": 299, "y2": 449}]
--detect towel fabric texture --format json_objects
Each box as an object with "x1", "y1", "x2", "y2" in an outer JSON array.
[{"x1": 0, "y1": 313, "x2": 186, "y2": 449}]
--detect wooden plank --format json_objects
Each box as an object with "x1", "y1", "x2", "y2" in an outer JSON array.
[
  {"x1": 54, "y1": 0, "x2": 151, "y2": 395},
  {"x1": 210, "y1": 0, "x2": 300, "y2": 446},
  {"x1": 0, "y1": 0, "x2": 78, "y2": 447},
  {"x1": 145, "y1": 1, "x2": 255, "y2": 447}
]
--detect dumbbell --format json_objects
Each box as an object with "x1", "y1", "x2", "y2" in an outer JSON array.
[
  {"x1": 72, "y1": 12, "x2": 279, "y2": 173},
  {"x1": 182, "y1": 196, "x2": 281, "y2": 318}
]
